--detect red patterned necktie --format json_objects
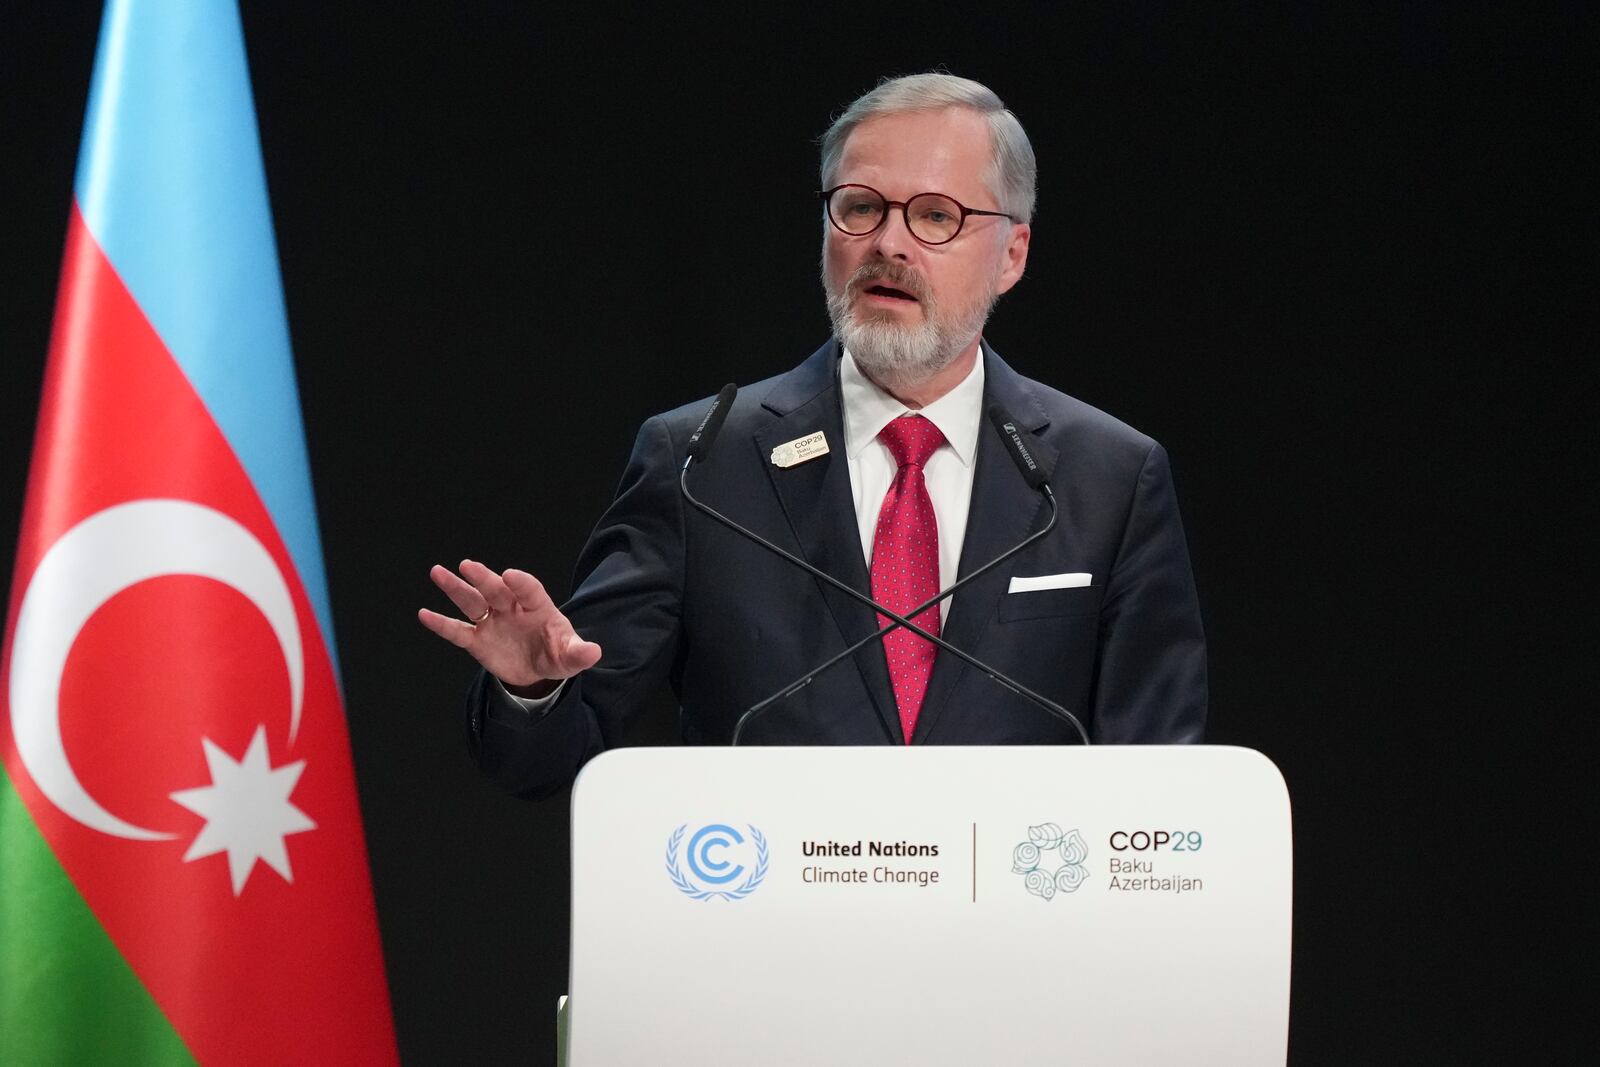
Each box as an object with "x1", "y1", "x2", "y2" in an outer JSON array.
[{"x1": 870, "y1": 415, "x2": 947, "y2": 743}]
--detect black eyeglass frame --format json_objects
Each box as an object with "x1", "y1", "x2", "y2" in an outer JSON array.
[{"x1": 817, "y1": 183, "x2": 1019, "y2": 245}]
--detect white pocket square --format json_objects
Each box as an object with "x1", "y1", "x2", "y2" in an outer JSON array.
[{"x1": 1008, "y1": 573, "x2": 1092, "y2": 593}]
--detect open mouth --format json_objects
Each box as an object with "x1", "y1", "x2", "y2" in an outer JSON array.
[{"x1": 862, "y1": 284, "x2": 918, "y2": 302}]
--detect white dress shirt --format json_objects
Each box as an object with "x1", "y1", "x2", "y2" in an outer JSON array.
[{"x1": 503, "y1": 346, "x2": 986, "y2": 711}]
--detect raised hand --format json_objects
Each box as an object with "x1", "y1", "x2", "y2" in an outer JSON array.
[{"x1": 417, "y1": 559, "x2": 602, "y2": 693}]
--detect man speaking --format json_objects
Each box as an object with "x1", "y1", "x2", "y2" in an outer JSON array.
[{"x1": 419, "y1": 73, "x2": 1207, "y2": 797}]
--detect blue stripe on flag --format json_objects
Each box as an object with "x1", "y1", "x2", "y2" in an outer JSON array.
[{"x1": 74, "y1": 0, "x2": 339, "y2": 676}]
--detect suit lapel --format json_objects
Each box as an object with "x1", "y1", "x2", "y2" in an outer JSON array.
[
  {"x1": 912, "y1": 344, "x2": 1057, "y2": 744},
  {"x1": 754, "y1": 343, "x2": 902, "y2": 744}
]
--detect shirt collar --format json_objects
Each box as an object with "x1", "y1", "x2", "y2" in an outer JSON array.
[{"x1": 840, "y1": 346, "x2": 986, "y2": 467}]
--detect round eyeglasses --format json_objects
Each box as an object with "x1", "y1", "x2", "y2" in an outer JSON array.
[{"x1": 819, "y1": 184, "x2": 1018, "y2": 245}]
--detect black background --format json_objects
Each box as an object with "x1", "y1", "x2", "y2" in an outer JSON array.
[{"x1": 1, "y1": 3, "x2": 1588, "y2": 1063}]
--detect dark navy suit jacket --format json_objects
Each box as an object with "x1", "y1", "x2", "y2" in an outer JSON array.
[{"x1": 467, "y1": 341, "x2": 1206, "y2": 797}]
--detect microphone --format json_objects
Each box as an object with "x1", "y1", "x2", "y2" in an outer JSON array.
[
  {"x1": 737, "y1": 405, "x2": 1087, "y2": 745},
  {"x1": 676, "y1": 392, "x2": 1089, "y2": 746},
  {"x1": 678, "y1": 391, "x2": 961, "y2": 706},
  {"x1": 988, "y1": 403, "x2": 1051, "y2": 489},
  {"x1": 687, "y1": 383, "x2": 738, "y2": 462}
]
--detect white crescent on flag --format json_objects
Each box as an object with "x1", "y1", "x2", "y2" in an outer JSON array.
[{"x1": 8, "y1": 498, "x2": 304, "y2": 841}]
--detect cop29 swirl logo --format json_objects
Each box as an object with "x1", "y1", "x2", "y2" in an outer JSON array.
[
  {"x1": 1012, "y1": 822, "x2": 1089, "y2": 900},
  {"x1": 665, "y1": 823, "x2": 769, "y2": 901}
]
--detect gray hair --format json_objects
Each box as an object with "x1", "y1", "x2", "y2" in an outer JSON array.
[{"x1": 820, "y1": 73, "x2": 1037, "y2": 224}]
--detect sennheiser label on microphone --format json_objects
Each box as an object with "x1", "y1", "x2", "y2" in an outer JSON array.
[{"x1": 771, "y1": 431, "x2": 830, "y2": 468}]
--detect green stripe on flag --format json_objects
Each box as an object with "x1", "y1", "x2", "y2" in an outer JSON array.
[{"x1": 0, "y1": 764, "x2": 195, "y2": 1065}]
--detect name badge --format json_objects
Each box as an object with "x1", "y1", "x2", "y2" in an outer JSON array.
[{"x1": 770, "y1": 431, "x2": 830, "y2": 468}]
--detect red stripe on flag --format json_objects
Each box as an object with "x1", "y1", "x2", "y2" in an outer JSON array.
[{"x1": 1, "y1": 206, "x2": 397, "y2": 1064}]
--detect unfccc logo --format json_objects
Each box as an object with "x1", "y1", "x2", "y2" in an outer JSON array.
[{"x1": 665, "y1": 822, "x2": 769, "y2": 901}]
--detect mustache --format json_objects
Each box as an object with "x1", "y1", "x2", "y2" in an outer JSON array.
[{"x1": 846, "y1": 261, "x2": 931, "y2": 303}]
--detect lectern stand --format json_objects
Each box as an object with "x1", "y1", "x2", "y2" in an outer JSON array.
[{"x1": 561, "y1": 746, "x2": 1290, "y2": 1065}]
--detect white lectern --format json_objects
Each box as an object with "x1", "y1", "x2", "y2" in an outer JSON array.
[{"x1": 560, "y1": 746, "x2": 1290, "y2": 1065}]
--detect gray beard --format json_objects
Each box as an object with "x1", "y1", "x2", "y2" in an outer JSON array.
[{"x1": 824, "y1": 272, "x2": 996, "y2": 394}]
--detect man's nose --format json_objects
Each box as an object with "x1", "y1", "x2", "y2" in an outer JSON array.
[{"x1": 870, "y1": 206, "x2": 916, "y2": 260}]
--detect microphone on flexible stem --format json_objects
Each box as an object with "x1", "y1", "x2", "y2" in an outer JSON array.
[
  {"x1": 733, "y1": 404, "x2": 1088, "y2": 745},
  {"x1": 679, "y1": 387, "x2": 980, "y2": 715}
]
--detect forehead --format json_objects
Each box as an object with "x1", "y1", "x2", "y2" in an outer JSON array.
[{"x1": 835, "y1": 108, "x2": 996, "y2": 204}]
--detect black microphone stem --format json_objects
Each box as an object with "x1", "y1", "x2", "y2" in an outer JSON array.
[
  {"x1": 678, "y1": 389, "x2": 1090, "y2": 749},
  {"x1": 735, "y1": 486, "x2": 1087, "y2": 746},
  {"x1": 743, "y1": 486, "x2": 1052, "y2": 708},
  {"x1": 681, "y1": 458, "x2": 953, "y2": 662}
]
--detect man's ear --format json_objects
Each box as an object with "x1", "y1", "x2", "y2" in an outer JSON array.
[{"x1": 995, "y1": 222, "x2": 1031, "y2": 296}]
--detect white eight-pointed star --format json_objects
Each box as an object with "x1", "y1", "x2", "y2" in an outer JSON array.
[{"x1": 169, "y1": 725, "x2": 316, "y2": 895}]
